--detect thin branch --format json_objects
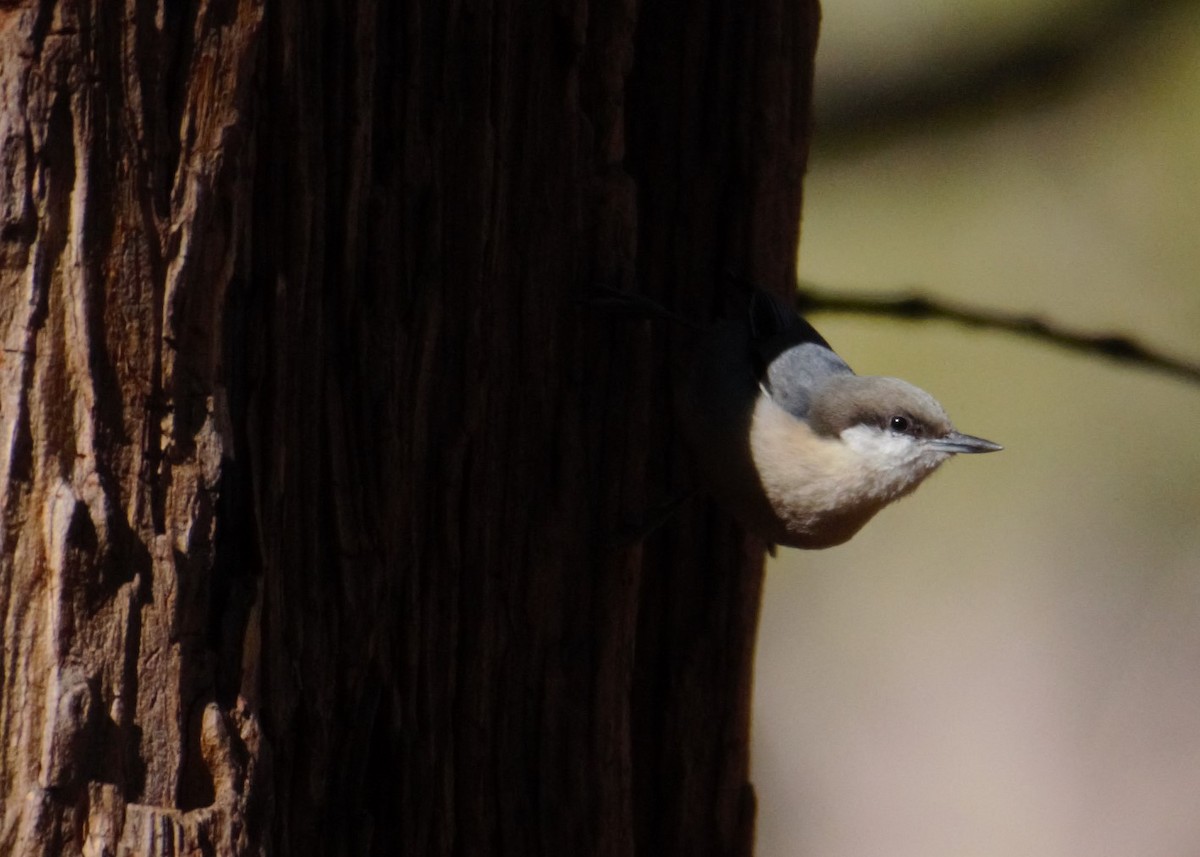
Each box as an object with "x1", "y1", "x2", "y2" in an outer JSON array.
[{"x1": 794, "y1": 281, "x2": 1200, "y2": 386}]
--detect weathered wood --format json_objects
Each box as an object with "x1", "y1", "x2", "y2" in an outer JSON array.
[
  {"x1": 0, "y1": 1, "x2": 264, "y2": 853},
  {"x1": 0, "y1": 0, "x2": 819, "y2": 854}
]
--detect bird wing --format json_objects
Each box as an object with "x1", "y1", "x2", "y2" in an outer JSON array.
[
  {"x1": 748, "y1": 290, "x2": 836, "y2": 351},
  {"x1": 762, "y1": 342, "x2": 853, "y2": 419},
  {"x1": 748, "y1": 291, "x2": 853, "y2": 419}
]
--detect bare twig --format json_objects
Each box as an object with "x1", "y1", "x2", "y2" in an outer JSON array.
[{"x1": 793, "y1": 282, "x2": 1200, "y2": 386}]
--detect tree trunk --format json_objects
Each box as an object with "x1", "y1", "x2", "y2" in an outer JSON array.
[{"x1": 0, "y1": 1, "x2": 818, "y2": 855}]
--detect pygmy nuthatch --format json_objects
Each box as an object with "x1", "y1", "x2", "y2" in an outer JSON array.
[{"x1": 678, "y1": 289, "x2": 1001, "y2": 549}]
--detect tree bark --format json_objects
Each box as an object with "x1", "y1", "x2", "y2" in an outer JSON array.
[{"x1": 0, "y1": 1, "x2": 818, "y2": 855}]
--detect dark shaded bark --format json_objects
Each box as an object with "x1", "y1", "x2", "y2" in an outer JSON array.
[{"x1": 0, "y1": 0, "x2": 818, "y2": 854}]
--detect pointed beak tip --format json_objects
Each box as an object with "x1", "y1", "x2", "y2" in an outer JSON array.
[{"x1": 931, "y1": 432, "x2": 1004, "y2": 455}]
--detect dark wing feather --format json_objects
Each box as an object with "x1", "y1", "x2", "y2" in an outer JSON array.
[
  {"x1": 748, "y1": 290, "x2": 854, "y2": 419},
  {"x1": 748, "y1": 290, "x2": 836, "y2": 351}
]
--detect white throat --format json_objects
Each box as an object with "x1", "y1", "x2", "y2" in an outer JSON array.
[{"x1": 838, "y1": 424, "x2": 951, "y2": 497}]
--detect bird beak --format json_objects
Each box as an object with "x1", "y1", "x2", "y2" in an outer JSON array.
[{"x1": 927, "y1": 431, "x2": 1003, "y2": 454}]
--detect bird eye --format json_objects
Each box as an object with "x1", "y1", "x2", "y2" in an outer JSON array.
[{"x1": 889, "y1": 415, "x2": 910, "y2": 433}]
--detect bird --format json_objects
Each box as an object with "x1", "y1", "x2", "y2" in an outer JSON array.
[{"x1": 673, "y1": 287, "x2": 1002, "y2": 549}]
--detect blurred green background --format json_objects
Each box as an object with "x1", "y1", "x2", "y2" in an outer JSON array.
[{"x1": 752, "y1": 2, "x2": 1200, "y2": 855}]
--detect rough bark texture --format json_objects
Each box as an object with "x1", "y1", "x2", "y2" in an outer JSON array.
[{"x1": 0, "y1": 0, "x2": 818, "y2": 855}]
